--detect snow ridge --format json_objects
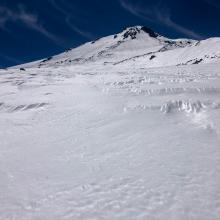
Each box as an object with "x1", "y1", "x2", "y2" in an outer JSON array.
[{"x1": 13, "y1": 25, "x2": 220, "y2": 69}]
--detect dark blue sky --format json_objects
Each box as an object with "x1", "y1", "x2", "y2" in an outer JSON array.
[{"x1": 0, "y1": 0, "x2": 220, "y2": 67}]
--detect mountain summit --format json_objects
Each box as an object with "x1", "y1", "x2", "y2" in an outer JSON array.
[
  {"x1": 120, "y1": 26, "x2": 159, "y2": 39},
  {"x1": 17, "y1": 26, "x2": 220, "y2": 69}
]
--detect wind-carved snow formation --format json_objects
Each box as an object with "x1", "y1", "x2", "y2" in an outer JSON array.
[{"x1": 1, "y1": 26, "x2": 220, "y2": 220}]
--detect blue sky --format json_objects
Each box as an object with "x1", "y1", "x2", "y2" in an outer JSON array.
[{"x1": 0, "y1": 0, "x2": 220, "y2": 67}]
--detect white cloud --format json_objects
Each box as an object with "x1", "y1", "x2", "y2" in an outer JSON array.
[
  {"x1": 48, "y1": 0, "x2": 94, "y2": 40},
  {"x1": 119, "y1": 0, "x2": 204, "y2": 39},
  {"x1": 202, "y1": 0, "x2": 220, "y2": 9},
  {"x1": 0, "y1": 53, "x2": 23, "y2": 65},
  {"x1": 0, "y1": 5, "x2": 64, "y2": 46}
]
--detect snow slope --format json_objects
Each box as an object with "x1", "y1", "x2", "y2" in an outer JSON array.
[
  {"x1": 16, "y1": 26, "x2": 220, "y2": 69},
  {"x1": 1, "y1": 27, "x2": 220, "y2": 219}
]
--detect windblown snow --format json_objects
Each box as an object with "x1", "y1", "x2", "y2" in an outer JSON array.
[{"x1": 1, "y1": 26, "x2": 220, "y2": 220}]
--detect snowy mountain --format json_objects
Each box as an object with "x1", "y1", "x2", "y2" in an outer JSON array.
[
  {"x1": 1, "y1": 26, "x2": 220, "y2": 220},
  {"x1": 17, "y1": 26, "x2": 220, "y2": 69}
]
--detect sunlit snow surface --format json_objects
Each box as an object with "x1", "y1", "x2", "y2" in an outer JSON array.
[{"x1": 0, "y1": 63, "x2": 220, "y2": 220}]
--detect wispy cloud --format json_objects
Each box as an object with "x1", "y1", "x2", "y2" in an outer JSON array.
[
  {"x1": 119, "y1": 0, "x2": 204, "y2": 39},
  {"x1": 0, "y1": 4, "x2": 64, "y2": 46},
  {"x1": 0, "y1": 53, "x2": 23, "y2": 65},
  {"x1": 48, "y1": 0, "x2": 94, "y2": 40},
  {"x1": 119, "y1": 0, "x2": 154, "y2": 22},
  {"x1": 202, "y1": 0, "x2": 220, "y2": 9}
]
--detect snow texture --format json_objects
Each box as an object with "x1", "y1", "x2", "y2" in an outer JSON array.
[{"x1": 1, "y1": 26, "x2": 220, "y2": 220}]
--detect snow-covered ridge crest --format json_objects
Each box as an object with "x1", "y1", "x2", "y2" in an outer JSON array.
[{"x1": 13, "y1": 25, "x2": 220, "y2": 69}]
